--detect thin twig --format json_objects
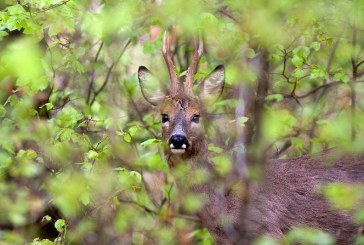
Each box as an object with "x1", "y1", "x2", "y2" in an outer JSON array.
[
  {"x1": 118, "y1": 199, "x2": 157, "y2": 214},
  {"x1": 90, "y1": 40, "x2": 131, "y2": 105},
  {"x1": 36, "y1": 0, "x2": 71, "y2": 13},
  {"x1": 281, "y1": 78, "x2": 364, "y2": 100},
  {"x1": 86, "y1": 41, "x2": 104, "y2": 103}
]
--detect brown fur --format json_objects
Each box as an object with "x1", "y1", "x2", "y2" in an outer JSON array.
[{"x1": 241, "y1": 153, "x2": 364, "y2": 244}]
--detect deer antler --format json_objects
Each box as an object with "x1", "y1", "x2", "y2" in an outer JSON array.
[
  {"x1": 163, "y1": 32, "x2": 179, "y2": 94},
  {"x1": 184, "y1": 35, "x2": 204, "y2": 94}
]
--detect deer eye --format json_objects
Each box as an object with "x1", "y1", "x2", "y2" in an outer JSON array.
[
  {"x1": 161, "y1": 114, "x2": 169, "y2": 123},
  {"x1": 192, "y1": 114, "x2": 200, "y2": 123}
]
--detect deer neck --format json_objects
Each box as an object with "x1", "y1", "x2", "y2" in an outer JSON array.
[
  {"x1": 165, "y1": 137, "x2": 212, "y2": 171},
  {"x1": 165, "y1": 137, "x2": 242, "y2": 245}
]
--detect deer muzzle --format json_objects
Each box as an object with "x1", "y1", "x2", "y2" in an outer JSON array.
[{"x1": 169, "y1": 134, "x2": 189, "y2": 154}]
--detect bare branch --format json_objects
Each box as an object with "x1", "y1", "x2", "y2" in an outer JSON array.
[
  {"x1": 90, "y1": 40, "x2": 131, "y2": 105},
  {"x1": 86, "y1": 41, "x2": 104, "y2": 104}
]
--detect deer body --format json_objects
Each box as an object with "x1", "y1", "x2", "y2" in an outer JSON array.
[
  {"x1": 138, "y1": 32, "x2": 364, "y2": 244},
  {"x1": 242, "y1": 153, "x2": 364, "y2": 244}
]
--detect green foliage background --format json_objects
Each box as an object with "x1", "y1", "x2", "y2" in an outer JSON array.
[{"x1": 1, "y1": 0, "x2": 364, "y2": 244}]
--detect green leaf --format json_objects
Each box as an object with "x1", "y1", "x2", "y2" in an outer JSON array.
[
  {"x1": 0, "y1": 105, "x2": 6, "y2": 117},
  {"x1": 31, "y1": 238, "x2": 54, "y2": 245},
  {"x1": 246, "y1": 48, "x2": 256, "y2": 58},
  {"x1": 0, "y1": 31, "x2": 8, "y2": 39},
  {"x1": 56, "y1": 107, "x2": 83, "y2": 128},
  {"x1": 128, "y1": 126, "x2": 139, "y2": 136},
  {"x1": 254, "y1": 236, "x2": 279, "y2": 245},
  {"x1": 266, "y1": 94, "x2": 284, "y2": 102},
  {"x1": 292, "y1": 68, "x2": 304, "y2": 77},
  {"x1": 123, "y1": 133, "x2": 131, "y2": 143},
  {"x1": 292, "y1": 137, "x2": 304, "y2": 152},
  {"x1": 310, "y1": 42, "x2": 321, "y2": 51},
  {"x1": 237, "y1": 116, "x2": 249, "y2": 126},
  {"x1": 80, "y1": 192, "x2": 91, "y2": 206},
  {"x1": 208, "y1": 144, "x2": 223, "y2": 153},
  {"x1": 212, "y1": 155, "x2": 232, "y2": 175},
  {"x1": 129, "y1": 171, "x2": 142, "y2": 183},
  {"x1": 333, "y1": 71, "x2": 349, "y2": 83},
  {"x1": 292, "y1": 55, "x2": 304, "y2": 67},
  {"x1": 323, "y1": 183, "x2": 364, "y2": 211},
  {"x1": 2, "y1": 38, "x2": 47, "y2": 92},
  {"x1": 54, "y1": 219, "x2": 66, "y2": 233},
  {"x1": 182, "y1": 194, "x2": 204, "y2": 213},
  {"x1": 40, "y1": 102, "x2": 53, "y2": 111},
  {"x1": 27, "y1": 149, "x2": 37, "y2": 159},
  {"x1": 86, "y1": 150, "x2": 98, "y2": 160},
  {"x1": 354, "y1": 208, "x2": 364, "y2": 224},
  {"x1": 284, "y1": 226, "x2": 335, "y2": 245},
  {"x1": 141, "y1": 138, "x2": 160, "y2": 147},
  {"x1": 310, "y1": 66, "x2": 327, "y2": 79},
  {"x1": 41, "y1": 215, "x2": 52, "y2": 222},
  {"x1": 179, "y1": 69, "x2": 188, "y2": 77}
]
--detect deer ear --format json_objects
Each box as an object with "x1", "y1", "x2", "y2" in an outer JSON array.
[
  {"x1": 199, "y1": 65, "x2": 225, "y2": 100},
  {"x1": 138, "y1": 66, "x2": 165, "y2": 105}
]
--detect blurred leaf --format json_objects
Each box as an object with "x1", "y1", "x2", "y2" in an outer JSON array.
[
  {"x1": 55, "y1": 219, "x2": 66, "y2": 233},
  {"x1": 310, "y1": 42, "x2": 321, "y2": 51},
  {"x1": 254, "y1": 236, "x2": 279, "y2": 245},
  {"x1": 292, "y1": 68, "x2": 304, "y2": 77},
  {"x1": 182, "y1": 193, "x2": 204, "y2": 213},
  {"x1": 56, "y1": 107, "x2": 83, "y2": 128},
  {"x1": 1, "y1": 38, "x2": 47, "y2": 92},
  {"x1": 0, "y1": 104, "x2": 6, "y2": 117},
  {"x1": 123, "y1": 133, "x2": 131, "y2": 143},
  {"x1": 32, "y1": 238, "x2": 54, "y2": 245},
  {"x1": 41, "y1": 215, "x2": 52, "y2": 222},
  {"x1": 208, "y1": 144, "x2": 223, "y2": 153},
  {"x1": 284, "y1": 226, "x2": 335, "y2": 245},
  {"x1": 141, "y1": 138, "x2": 160, "y2": 147},
  {"x1": 40, "y1": 102, "x2": 54, "y2": 111},
  {"x1": 237, "y1": 116, "x2": 249, "y2": 126},
  {"x1": 292, "y1": 55, "x2": 304, "y2": 67},
  {"x1": 333, "y1": 71, "x2": 349, "y2": 83},
  {"x1": 193, "y1": 228, "x2": 214, "y2": 245},
  {"x1": 310, "y1": 66, "x2": 327, "y2": 79},
  {"x1": 291, "y1": 137, "x2": 305, "y2": 152},
  {"x1": 323, "y1": 183, "x2": 364, "y2": 211},
  {"x1": 86, "y1": 150, "x2": 98, "y2": 160},
  {"x1": 211, "y1": 155, "x2": 232, "y2": 176},
  {"x1": 266, "y1": 94, "x2": 284, "y2": 102}
]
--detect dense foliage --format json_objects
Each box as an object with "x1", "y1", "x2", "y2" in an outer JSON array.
[{"x1": 1, "y1": 0, "x2": 364, "y2": 244}]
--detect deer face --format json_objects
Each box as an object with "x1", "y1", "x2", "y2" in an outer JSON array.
[
  {"x1": 159, "y1": 94, "x2": 203, "y2": 155},
  {"x1": 138, "y1": 65, "x2": 224, "y2": 158},
  {"x1": 138, "y1": 33, "x2": 224, "y2": 158}
]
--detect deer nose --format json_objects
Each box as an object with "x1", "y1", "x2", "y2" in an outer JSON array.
[{"x1": 169, "y1": 135, "x2": 189, "y2": 150}]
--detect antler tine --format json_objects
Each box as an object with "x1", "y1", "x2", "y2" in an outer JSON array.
[
  {"x1": 184, "y1": 35, "x2": 204, "y2": 94},
  {"x1": 163, "y1": 32, "x2": 179, "y2": 94}
]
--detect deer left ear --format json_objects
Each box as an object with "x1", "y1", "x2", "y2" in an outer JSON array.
[
  {"x1": 199, "y1": 65, "x2": 225, "y2": 100},
  {"x1": 138, "y1": 66, "x2": 165, "y2": 106}
]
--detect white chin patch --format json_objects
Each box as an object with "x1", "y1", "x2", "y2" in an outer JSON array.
[{"x1": 170, "y1": 149, "x2": 186, "y2": 154}]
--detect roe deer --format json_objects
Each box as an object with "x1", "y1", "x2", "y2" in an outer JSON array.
[{"x1": 138, "y1": 32, "x2": 364, "y2": 245}]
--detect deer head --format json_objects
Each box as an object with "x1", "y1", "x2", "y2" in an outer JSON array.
[{"x1": 138, "y1": 33, "x2": 225, "y2": 162}]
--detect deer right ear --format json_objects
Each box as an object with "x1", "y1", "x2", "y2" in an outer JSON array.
[
  {"x1": 199, "y1": 65, "x2": 225, "y2": 100},
  {"x1": 138, "y1": 66, "x2": 165, "y2": 106}
]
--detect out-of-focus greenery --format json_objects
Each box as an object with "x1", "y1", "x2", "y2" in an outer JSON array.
[{"x1": 0, "y1": 0, "x2": 364, "y2": 244}]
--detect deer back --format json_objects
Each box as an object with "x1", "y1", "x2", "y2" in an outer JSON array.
[{"x1": 240, "y1": 152, "x2": 364, "y2": 244}]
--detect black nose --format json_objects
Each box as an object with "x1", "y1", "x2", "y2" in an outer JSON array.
[{"x1": 169, "y1": 135, "x2": 189, "y2": 149}]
